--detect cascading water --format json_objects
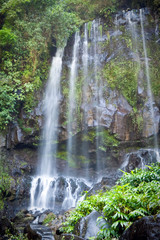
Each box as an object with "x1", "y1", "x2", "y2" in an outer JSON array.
[
  {"x1": 29, "y1": 31, "x2": 93, "y2": 212},
  {"x1": 91, "y1": 19, "x2": 104, "y2": 175},
  {"x1": 30, "y1": 47, "x2": 89, "y2": 212},
  {"x1": 30, "y1": 49, "x2": 64, "y2": 211},
  {"x1": 82, "y1": 23, "x2": 90, "y2": 178},
  {"x1": 140, "y1": 9, "x2": 160, "y2": 162},
  {"x1": 67, "y1": 32, "x2": 80, "y2": 170}
]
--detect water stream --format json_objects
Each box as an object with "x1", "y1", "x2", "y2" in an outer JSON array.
[
  {"x1": 140, "y1": 9, "x2": 160, "y2": 162},
  {"x1": 67, "y1": 32, "x2": 80, "y2": 169}
]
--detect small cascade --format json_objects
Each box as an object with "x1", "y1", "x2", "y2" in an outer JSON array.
[
  {"x1": 126, "y1": 10, "x2": 140, "y2": 63},
  {"x1": 121, "y1": 148, "x2": 159, "y2": 172},
  {"x1": 30, "y1": 176, "x2": 90, "y2": 212},
  {"x1": 140, "y1": 9, "x2": 160, "y2": 162},
  {"x1": 67, "y1": 32, "x2": 80, "y2": 170}
]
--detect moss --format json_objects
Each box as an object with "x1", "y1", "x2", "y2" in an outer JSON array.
[
  {"x1": 56, "y1": 151, "x2": 68, "y2": 161},
  {"x1": 82, "y1": 130, "x2": 96, "y2": 143},
  {"x1": 97, "y1": 129, "x2": 119, "y2": 148},
  {"x1": 103, "y1": 59, "x2": 139, "y2": 109},
  {"x1": 55, "y1": 151, "x2": 89, "y2": 168},
  {"x1": 43, "y1": 212, "x2": 56, "y2": 225}
]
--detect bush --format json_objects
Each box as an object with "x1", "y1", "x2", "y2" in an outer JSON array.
[{"x1": 62, "y1": 164, "x2": 160, "y2": 239}]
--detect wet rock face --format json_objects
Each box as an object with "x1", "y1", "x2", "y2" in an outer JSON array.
[
  {"x1": 120, "y1": 214, "x2": 160, "y2": 240},
  {"x1": 122, "y1": 149, "x2": 158, "y2": 172},
  {"x1": 74, "y1": 210, "x2": 108, "y2": 239},
  {"x1": 24, "y1": 224, "x2": 55, "y2": 240}
]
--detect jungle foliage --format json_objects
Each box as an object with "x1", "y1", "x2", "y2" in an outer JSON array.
[
  {"x1": 0, "y1": 0, "x2": 118, "y2": 130},
  {"x1": 61, "y1": 164, "x2": 160, "y2": 239}
]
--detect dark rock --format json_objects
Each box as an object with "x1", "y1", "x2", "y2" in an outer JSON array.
[
  {"x1": 12, "y1": 210, "x2": 34, "y2": 233},
  {"x1": 24, "y1": 224, "x2": 55, "y2": 240},
  {"x1": 0, "y1": 217, "x2": 17, "y2": 236},
  {"x1": 88, "y1": 177, "x2": 112, "y2": 196},
  {"x1": 120, "y1": 214, "x2": 160, "y2": 240},
  {"x1": 122, "y1": 149, "x2": 158, "y2": 172},
  {"x1": 74, "y1": 210, "x2": 108, "y2": 239},
  {"x1": 38, "y1": 213, "x2": 47, "y2": 224},
  {"x1": 24, "y1": 225, "x2": 42, "y2": 240}
]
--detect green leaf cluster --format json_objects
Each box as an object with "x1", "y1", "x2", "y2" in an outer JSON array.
[
  {"x1": 43, "y1": 212, "x2": 56, "y2": 225},
  {"x1": 62, "y1": 164, "x2": 160, "y2": 239},
  {"x1": 0, "y1": 158, "x2": 13, "y2": 210}
]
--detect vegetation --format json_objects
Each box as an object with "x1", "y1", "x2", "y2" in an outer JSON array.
[
  {"x1": 62, "y1": 164, "x2": 160, "y2": 239},
  {"x1": 0, "y1": 0, "x2": 118, "y2": 131},
  {"x1": 103, "y1": 59, "x2": 139, "y2": 109},
  {"x1": 6, "y1": 231, "x2": 27, "y2": 240},
  {"x1": 43, "y1": 212, "x2": 56, "y2": 225},
  {"x1": 0, "y1": 158, "x2": 13, "y2": 210}
]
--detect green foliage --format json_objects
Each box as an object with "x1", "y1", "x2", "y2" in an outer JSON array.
[
  {"x1": 0, "y1": 27, "x2": 17, "y2": 47},
  {"x1": 0, "y1": 158, "x2": 13, "y2": 210},
  {"x1": 0, "y1": 0, "x2": 82, "y2": 129},
  {"x1": 97, "y1": 129, "x2": 119, "y2": 148},
  {"x1": 43, "y1": 212, "x2": 56, "y2": 225},
  {"x1": 82, "y1": 129, "x2": 119, "y2": 149},
  {"x1": 61, "y1": 193, "x2": 106, "y2": 233},
  {"x1": 6, "y1": 230, "x2": 28, "y2": 240},
  {"x1": 103, "y1": 59, "x2": 139, "y2": 108},
  {"x1": 118, "y1": 164, "x2": 160, "y2": 187},
  {"x1": 82, "y1": 130, "x2": 96, "y2": 143},
  {"x1": 62, "y1": 164, "x2": 160, "y2": 238}
]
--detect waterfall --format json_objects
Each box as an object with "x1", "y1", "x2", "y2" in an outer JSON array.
[
  {"x1": 67, "y1": 32, "x2": 80, "y2": 172},
  {"x1": 91, "y1": 19, "x2": 104, "y2": 176},
  {"x1": 140, "y1": 9, "x2": 160, "y2": 162},
  {"x1": 39, "y1": 48, "x2": 64, "y2": 176},
  {"x1": 29, "y1": 36, "x2": 90, "y2": 212},
  {"x1": 30, "y1": 49, "x2": 64, "y2": 210},
  {"x1": 126, "y1": 10, "x2": 140, "y2": 63}
]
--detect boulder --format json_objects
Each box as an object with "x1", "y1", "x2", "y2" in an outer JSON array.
[
  {"x1": 120, "y1": 214, "x2": 160, "y2": 240},
  {"x1": 24, "y1": 225, "x2": 42, "y2": 240},
  {"x1": 24, "y1": 224, "x2": 55, "y2": 240},
  {"x1": 122, "y1": 149, "x2": 158, "y2": 172},
  {"x1": 38, "y1": 213, "x2": 48, "y2": 224},
  {"x1": 142, "y1": 101, "x2": 160, "y2": 138},
  {"x1": 74, "y1": 210, "x2": 108, "y2": 239}
]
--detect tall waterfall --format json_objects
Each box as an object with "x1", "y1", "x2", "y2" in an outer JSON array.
[
  {"x1": 39, "y1": 49, "x2": 64, "y2": 176},
  {"x1": 30, "y1": 41, "x2": 90, "y2": 212},
  {"x1": 30, "y1": 49, "x2": 64, "y2": 210},
  {"x1": 140, "y1": 9, "x2": 160, "y2": 161}
]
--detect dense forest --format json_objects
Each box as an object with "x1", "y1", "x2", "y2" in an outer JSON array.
[{"x1": 0, "y1": 0, "x2": 160, "y2": 239}]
